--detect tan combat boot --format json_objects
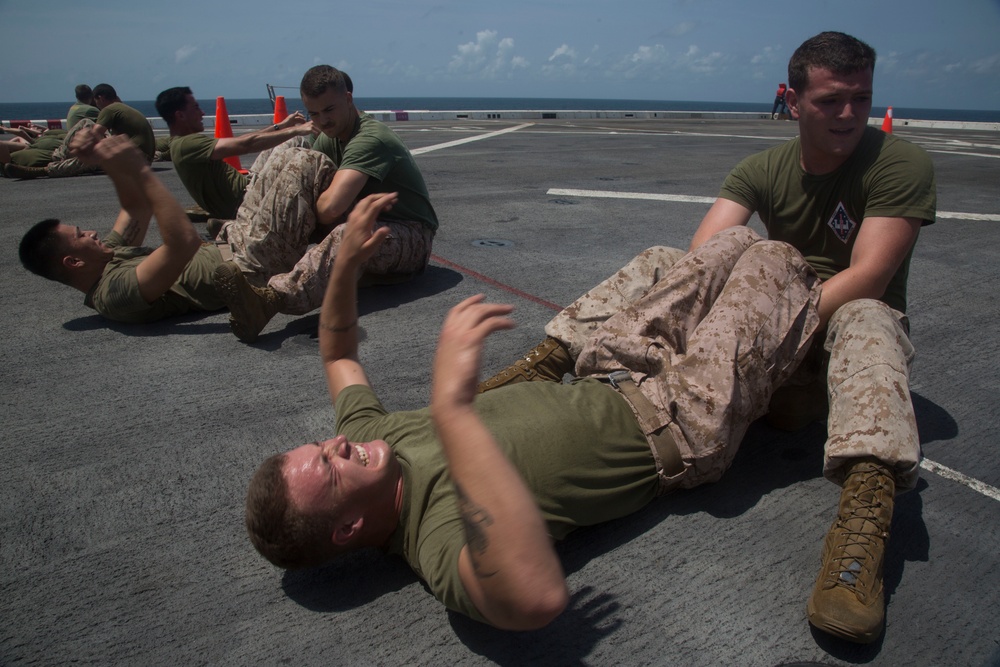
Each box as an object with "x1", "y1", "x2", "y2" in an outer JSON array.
[
  {"x1": 3, "y1": 163, "x2": 48, "y2": 179},
  {"x1": 807, "y1": 458, "x2": 895, "y2": 643},
  {"x1": 477, "y1": 336, "x2": 574, "y2": 393},
  {"x1": 213, "y1": 261, "x2": 282, "y2": 343}
]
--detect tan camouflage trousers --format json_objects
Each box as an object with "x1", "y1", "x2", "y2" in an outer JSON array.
[
  {"x1": 43, "y1": 119, "x2": 102, "y2": 178},
  {"x1": 570, "y1": 227, "x2": 822, "y2": 488},
  {"x1": 791, "y1": 300, "x2": 919, "y2": 491},
  {"x1": 551, "y1": 226, "x2": 920, "y2": 491},
  {"x1": 221, "y1": 142, "x2": 434, "y2": 314}
]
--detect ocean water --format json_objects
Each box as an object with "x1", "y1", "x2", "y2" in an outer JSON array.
[{"x1": 2, "y1": 97, "x2": 998, "y2": 124}]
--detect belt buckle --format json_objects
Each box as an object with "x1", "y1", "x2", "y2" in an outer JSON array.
[{"x1": 608, "y1": 370, "x2": 630, "y2": 389}]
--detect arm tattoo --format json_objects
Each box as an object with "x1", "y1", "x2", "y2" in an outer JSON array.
[
  {"x1": 455, "y1": 482, "x2": 497, "y2": 578},
  {"x1": 319, "y1": 318, "x2": 358, "y2": 333},
  {"x1": 120, "y1": 217, "x2": 142, "y2": 245}
]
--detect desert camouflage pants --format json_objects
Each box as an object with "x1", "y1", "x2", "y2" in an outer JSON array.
[
  {"x1": 799, "y1": 300, "x2": 919, "y2": 491},
  {"x1": 221, "y1": 142, "x2": 433, "y2": 314},
  {"x1": 572, "y1": 227, "x2": 820, "y2": 488},
  {"x1": 551, "y1": 226, "x2": 920, "y2": 491},
  {"x1": 48, "y1": 120, "x2": 118, "y2": 177}
]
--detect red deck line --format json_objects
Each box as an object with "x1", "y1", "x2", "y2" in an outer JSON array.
[{"x1": 430, "y1": 254, "x2": 563, "y2": 312}]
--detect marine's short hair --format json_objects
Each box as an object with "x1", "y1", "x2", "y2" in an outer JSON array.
[
  {"x1": 300, "y1": 65, "x2": 349, "y2": 99},
  {"x1": 74, "y1": 84, "x2": 94, "y2": 104},
  {"x1": 19, "y1": 219, "x2": 69, "y2": 283},
  {"x1": 155, "y1": 87, "x2": 194, "y2": 126},
  {"x1": 788, "y1": 32, "x2": 876, "y2": 93},
  {"x1": 245, "y1": 452, "x2": 340, "y2": 570},
  {"x1": 92, "y1": 83, "x2": 118, "y2": 101}
]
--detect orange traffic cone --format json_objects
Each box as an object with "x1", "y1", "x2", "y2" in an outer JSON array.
[
  {"x1": 881, "y1": 106, "x2": 893, "y2": 133},
  {"x1": 273, "y1": 96, "x2": 288, "y2": 124},
  {"x1": 215, "y1": 96, "x2": 248, "y2": 174}
]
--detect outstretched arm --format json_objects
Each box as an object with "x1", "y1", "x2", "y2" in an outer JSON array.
[
  {"x1": 320, "y1": 192, "x2": 399, "y2": 402},
  {"x1": 211, "y1": 112, "x2": 316, "y2": 160},
  {"x1": 430, "y1": 296, "x2": 569, "y2": 630},
  {"x1": 71, "y1": 127, "x2": 202, "y2": 304}
]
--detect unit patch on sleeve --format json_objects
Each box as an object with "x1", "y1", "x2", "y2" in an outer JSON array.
[{"x1": 827, "y1": 201, "x2": 857, "y2": 243}]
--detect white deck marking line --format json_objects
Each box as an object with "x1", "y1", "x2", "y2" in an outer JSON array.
[
  {"x1": 921, "y1": 458, "x2": 1000, "y2": 502},
  {"x1": 927, "y1": 149, "x2": 1000, "y2": 159},
  {"x1": 411, "y1": 122, "x2": 534, "y2": 155},
  {"x1": 937, "y1": 211, "x2": 1000, "y2": 221},
  {"x1": 548, "y1": 188, "x2": 717, "y2": 204},
  {"x1": 548, "y1": 188, "x2": 1000, "y2": 221}
]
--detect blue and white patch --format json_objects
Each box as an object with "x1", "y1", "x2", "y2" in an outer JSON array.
[{"x1": 827, "y1": 202, "x2": 857, "y2": 243}]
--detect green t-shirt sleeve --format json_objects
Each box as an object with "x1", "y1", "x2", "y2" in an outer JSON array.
[
  {"x1": 718, "y1": 155, "x2": 763, "y2": 211},
  {"x1": 411, "y1": 511, "x2": 481, "y2": 622},
  {"x1": 102, "y1": 230, "x2": 125, "y2": 249},
  {"x1": 862, "y1": 137, "x2": 937, "y2": 224},
  {"x1": 89, "y1": 235, "x2": 155, "y2": 322},
  {"x1": 339, "y1": 131, "x2": 395, "y2": 182},
  {"x1": 171, "y1": 134, "x2": 247, "y2": 219},
  {"x1": 171, "y1": 133, "x2": 216, "y2": 163},
  {"x1": 334, "y1": 384, "x2": 391, "y2": 439}
]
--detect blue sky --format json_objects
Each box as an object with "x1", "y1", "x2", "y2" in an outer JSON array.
[{"x1": 2, "y1": 0, "x2": 998, "y2": 110}]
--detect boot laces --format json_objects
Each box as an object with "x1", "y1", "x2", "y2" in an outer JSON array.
[{"x1": 827, "y1": 469, "x2": 890, "y2": 595}]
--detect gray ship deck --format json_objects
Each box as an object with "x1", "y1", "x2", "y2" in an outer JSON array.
[{"x1": 2, "y1": 117, "x2": 998, "y2": 666}]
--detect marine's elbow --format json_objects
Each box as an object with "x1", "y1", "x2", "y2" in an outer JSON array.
[{"x1": 494, "y1": 581, "x2": 570, "y2": 631}]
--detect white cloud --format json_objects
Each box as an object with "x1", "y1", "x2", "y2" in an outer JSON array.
[
  {"x1": 630, "y1": 44, "x2": 667, "y2": 65},
  {"x1": 448, "y1": 30, "x2": 527, "y2": 78},
  {"x1": 369, "y1": 59, "x2": 422, "y2": 80},
  {"x1": 681, "y1": 45, "x2": 724, "y2": 74},
  {"x1": 175, "y1": 45, "x2": 197, "y2": 64},
  {"x1": 549, "y1": 44, "x2": 577, "y2": 62},
  {"x1": 750, "y1": 45, "x2": 782, "y2": 66},
  {"x1": 970, "y1": 53, "x2": 1000, "y2": 75},
  {"x1": 611, "y1": 42, "x2": 727, "y2": 81}
]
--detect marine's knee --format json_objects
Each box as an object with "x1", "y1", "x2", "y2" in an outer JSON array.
[
  {"x1": 741, "y1": 237, "x2": 812, "y2": 275},
  {"x1": 826, "y1": 298, "x2": 914, "y2": 363},
  {"x1": 640, "y1": 245, "x2": 685, "y2": 268},
  {"x1": 716, "y1": 225, "x2": 761, "y2": 247},
  {"x1": 829, "y1": 299, "x2": 896, "y2": 329}
]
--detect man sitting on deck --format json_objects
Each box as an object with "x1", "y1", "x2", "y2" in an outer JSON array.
[
  {"x1": 207, "y1": 64, "x2": 440, "y2": 342},
  {"x1": 477, "y1": 31, "x2": 936, "y2": 644},
  {"x1": 92, "y1": 83, "x2": 156, "y2": 163},
  {"x1": 155, "y1": 86, "x2": 316, "y2": 221}
]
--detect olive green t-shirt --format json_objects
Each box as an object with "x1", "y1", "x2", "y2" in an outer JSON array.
[
  {"x1": 66, "y1": 103, "x2": 99, "y2": 130},
  {"x1": 32, "y1": 130, "x2": 68, "y2": 152},
  {"x1": 170, "y1": 133, "x2": 248, "y2": 219},
  {"x1": 84, "y1": 231, "x2": 226, "y2": 323},
  {"x1": 95, "y1": 102, "x2": 155, "y2": 161},
  {"x1": 335, "y1": 379, "x2": 657, "y2": 622},
  {"x1": 718, "y1": 127, "x2": 936, "y2": 313},
  {"x1": 311, "y1": 112, "x2": 438, "y2": 231}
]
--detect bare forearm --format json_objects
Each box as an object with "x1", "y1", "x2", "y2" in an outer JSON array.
[
  {"x1": 689, "y1": 198, "x2": 752, "y2": 251},
  {"x1": 317, "y1": 169, "x2": 369, "y2": 225},
  {"x1": 318, "y1": 259, "x2": 363, "y2": 364},
  {"x1": 815, "y1": 270, "x2": 888, "y2": 327},
  {"x1": 215, "y1": 124, "x2": 310, "y2": 159},
  {"x1": 107, "y1": 166, "x2": 153, "y2": 243},
  {"x1": 136, "y1": 167, "x2": 200, "y2": 249}
]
